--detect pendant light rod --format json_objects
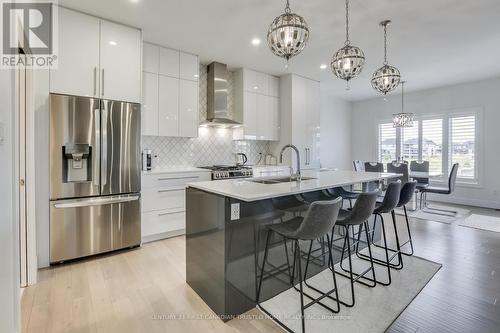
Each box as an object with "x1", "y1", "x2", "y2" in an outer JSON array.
[
  {"x1": 285, "y1": 0, "x2": 290, "y2": 13},
  {"x1": 401, "y1": 80, "x2": 406, "y2": 112},
  {"x1": 345, "y1": 0, "x2": 350, "y2": 45},
  {"x1": 380, "y1": 20, "x2": 391, "y2": 65}
]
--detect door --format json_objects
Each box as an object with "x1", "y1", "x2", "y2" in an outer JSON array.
[
  {"x1": 50, "y1": 194, "x2": 141, "y2": 263},
  {"x1": 100, "y1": 20, "x2": 142, "y2": 103},
  {"x1": 142, "y1": 72, "x2": 159, "y2": 135},
  {"x1": 50, "y1": 7, "x2": 100, "y2": 97},
  {"x1": 50, "y1": 94, "x2": 100, "y2": 199},
  {"x1": 101, "y1": 100, "x2": 141, "y2": 195},
  {"x1": 256, "y1": 94, "x2": 270, "y2": 140},
  {"x1": 158, "y1": 75, "x2": 179, "y2": 136},
  {"x1": 179, "y1": 79, "x2": 198, "y2": 137}
]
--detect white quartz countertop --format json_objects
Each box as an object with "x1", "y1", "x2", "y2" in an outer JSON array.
[
  {"x1": 187, "y1": 170, "x2": 400, "y2": 202},
  {"x1": 142, "y1": 167, "x2": 210, "y2": 175}
]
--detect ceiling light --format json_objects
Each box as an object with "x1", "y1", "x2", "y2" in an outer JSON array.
[
  {"x1": 267, "y1": 0, "x2": 310, "y2": 67},
  {"x1": 331, "y1": 0, "x2": 365, "y2": 90},
  {"x1": 371, "y1": 20, "x2": 401, "y2": 95},
  {"x1": 393, "y1": 81, "x2": 414, "y2": 127},
  {"x1": 108, "y1": 40, "x2": 117, "y2": 46},
  {"x1": 251, "y1": 38, "x2": 261, "y2": 46},
  {"x1": 320, "y1": 64, "x2": 327, "y2": 69}
]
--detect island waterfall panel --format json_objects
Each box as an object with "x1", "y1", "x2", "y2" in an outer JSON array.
[{"x1": 186, "y1": 187, "x2": 380, "y2": 319}]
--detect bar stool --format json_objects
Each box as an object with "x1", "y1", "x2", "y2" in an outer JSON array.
[
  {"x1": 395, "y1": 181, "x2": 417, "y2": 256},
  {"x1": 332, "y1": 191, "x2": 379, "y2": 307},
  {"x1": 327, "y1": 187, "x2": 360, "y2": 209},
  {"x1": 256, "y1": 198, "x2": 342, "y2": 333},
  {"x1": 356, "y1": 182, "x2": 401, "y2": 285}
]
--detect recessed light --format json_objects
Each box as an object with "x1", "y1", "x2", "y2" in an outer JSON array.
[
  {"x1": 193, "y1": 74, "x2": 199, "y2": 78},
  {"x1": 109, "y1": 40, "x2": 117, "y2": 46},
  {"x1": 320, "y1": 64, "x2": 327, "y2": 69},
  {"x1": 251, "y1": 38, "x2": 261, "y2": 46},
  {"x1": 253, "y1": 86, "x2": 259, "y2": 90}
]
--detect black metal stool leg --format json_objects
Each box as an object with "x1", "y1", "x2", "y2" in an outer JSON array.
[
  {"x1": 256, "y1": 230, "x2": 272, "y2": 304},
  {"x1": 295, "y1": 240, "x2": 306, "y2": 333}
]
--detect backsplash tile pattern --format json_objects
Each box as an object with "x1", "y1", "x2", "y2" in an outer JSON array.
[{"x1": 142, "y1": 64, "x2": 273, "y2": 168}]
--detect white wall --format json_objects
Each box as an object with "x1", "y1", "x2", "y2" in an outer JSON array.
[
  {"x1": 320, "y1": 84, "x2": 352, "y2": 170},
  {"x1": 0, "y1": 70, "x2": 20, "y2": 332},
  {"x1": 351, "y1": 77, "x2": 500, "y2": 209}
]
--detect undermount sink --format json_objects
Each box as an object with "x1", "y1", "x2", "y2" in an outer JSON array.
[{"x1": 248, "y1": 176, "x2": 316, "y2": 184}]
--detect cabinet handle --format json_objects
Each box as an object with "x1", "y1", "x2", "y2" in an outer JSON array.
[
  {"x1": 93, "y1": 67, "x2": 97, "y2": 96},
  {"x1": 101, "y1": 68, "x2": 104, "y2": 96},
  {"x1": 157, "y1": 188, "x2": 184, "y2": 193},
  {"x1": 157, "y1": 176, "x2": 199, "y2": 181}
]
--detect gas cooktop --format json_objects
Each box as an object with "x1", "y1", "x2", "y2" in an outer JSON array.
[{"x1": 198, "y1": 165, "x2": 253, "y2": 180}]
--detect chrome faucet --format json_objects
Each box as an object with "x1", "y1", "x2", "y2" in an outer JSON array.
[{"x1": 279, "y1": 144, "x2": 301, "y2": 181}]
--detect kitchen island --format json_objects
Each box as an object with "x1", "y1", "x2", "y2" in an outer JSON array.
[{"x1": 185, "y1": 169, "x2": 399, "y2": 320}]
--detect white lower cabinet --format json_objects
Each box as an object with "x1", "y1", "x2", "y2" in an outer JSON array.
[
  {"x1": 142, "y1": 210, "x2": 185, "y2": 240},
  {"x1": 141, "y1": 170, "x2": 210, "y2": 242}
]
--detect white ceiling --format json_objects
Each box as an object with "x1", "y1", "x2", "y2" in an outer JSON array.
[{"x1": 60, "y1": 0, "x2": 500, "y2": 101}]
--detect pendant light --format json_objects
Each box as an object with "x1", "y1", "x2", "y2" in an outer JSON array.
[
  {"x1": 371, "y1": 20, "x2": 401, "y2": 95},
  {"x1": 267, "y1": 0, "x2": 310, "y2": 67},
  {"x1": 330, "y1": 0, "x2": 365, "y2": 90},
  {"x1": 393, "y1": 81, "x2": 414, "y2": 127}
]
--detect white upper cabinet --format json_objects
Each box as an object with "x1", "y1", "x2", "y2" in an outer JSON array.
[
  {"x1": 142, "y1": 72, "x2": 158, "y2": 136},
  {"x1": 142, "y1": 42, "x2": 199, "y2": 138},
  {"x1": 277, "y1": 74, "x2": 320, "y2": 168},
  {"x1": 50, "y1": 7, "x2": 100, "y2": 97},
  {"x1": 233, "y1": 68, "x2": 280, "y2": 141},
  {"x1": 100, "y1": 20, "x2": 142, "y2": 103},
  {"x1": 179, "y1": 52, "x2": 199, "y2": 81},
  {"x1": 158, "y1": 76, "x2": 179, "y2": 137},
  {"x1": 143, "y1": 43, "x2": 159, "y2": 73},
  {"x1": 159, "y1": 47, "x2": 180, "y2": 78},
  {"x1": 50, "y1": 7, "x2": 141, "y2": 103},
  {"x1": 178, "y1": 80, "x2": 199, "y2": 137},
  {"x1": 269, "y1": 76, "x2": 280, "y2": 97}
]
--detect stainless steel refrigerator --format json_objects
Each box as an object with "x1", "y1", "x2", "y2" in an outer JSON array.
[{"x1": 49, "y1": 93, "x2": 141, "y2": 263}]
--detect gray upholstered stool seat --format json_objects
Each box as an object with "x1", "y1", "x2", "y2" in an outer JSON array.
[{"x1": 266, "y1": 216, "x2": 303, "y2": 238}]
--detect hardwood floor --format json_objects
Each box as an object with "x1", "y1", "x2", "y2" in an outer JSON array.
[{"x1": 22, "y1": 203, "x2": 500, "y2": 333}]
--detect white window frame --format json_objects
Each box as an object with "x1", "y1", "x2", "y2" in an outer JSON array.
[{"x1": 376, "y1": 107, "x2": 482, "y2": 187}]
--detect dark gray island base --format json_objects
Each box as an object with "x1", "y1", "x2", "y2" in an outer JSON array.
[{"x1": 185, "y1": 186, "x2": 380, "y2": 320}]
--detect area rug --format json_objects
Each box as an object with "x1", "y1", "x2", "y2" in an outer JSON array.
[
  {"x1": 395, "y1": 204, "x2": 471, "y2": 224},
  {"x1": 259, "y1": 247, "x2": 442, "y2": 333},
  {"x1": 458, "y1": 214, "x2": 500, "y2": 233}
]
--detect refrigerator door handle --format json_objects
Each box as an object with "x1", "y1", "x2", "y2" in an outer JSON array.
[
  {"x1": 53, "y1": 195, "x2": 140, "y2": 209},
  {"x1": 101, "y1": 101, "x2": 108, "y2": 191},
  {"x1": 93, "y1": 108, "x2": 101, "y2": 187}
]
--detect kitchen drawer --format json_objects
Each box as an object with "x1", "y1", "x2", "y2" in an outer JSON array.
[
  {"x1": 142, "y1": 172, "x2": 206, "y2": 189},
  {"x1": 142, "y1": 187, "x2": 185, "y2": 212},
  {"x1": 142, "y1": 209, "x2": 185, "y2": 237}
]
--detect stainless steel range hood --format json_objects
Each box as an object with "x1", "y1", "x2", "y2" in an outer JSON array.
[{"x1": 203, "y1": 62, "x2": 243, "y2": 128}]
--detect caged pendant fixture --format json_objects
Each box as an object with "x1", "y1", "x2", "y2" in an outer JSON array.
[
  {"x1": 330, "y1": 0, "x2": 365, "y2": 90},
  {"x1": 393, "y1": 81, "x2": 414, "y2": 128},
  {"x1": 371, "y1": 20, "x2": 401, "y2": 95},
  {"x1": 267, "y1": 0, "x2": 310, "y2": 67}
]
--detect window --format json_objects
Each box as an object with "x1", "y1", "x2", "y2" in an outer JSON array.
[
  {"x1": 401, "y1": 122, "x2": 419, "y2": 163},
  {"x1": 378, "y1": 122, "x2": 397, "y2": 163},
  {"x1": 377, "y1": 110, "x2": 479, "y2": 183},
  {"x1": 422, "y1": 119, "x2": 443, "y2": 177},
  {"x1": 449, "y1": 116, "x2": 476, "y2": 179}
]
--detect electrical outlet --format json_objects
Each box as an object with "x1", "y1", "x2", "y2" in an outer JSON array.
[{"x1": 230, "y1": 203, "x2": 240, "y2": 221}]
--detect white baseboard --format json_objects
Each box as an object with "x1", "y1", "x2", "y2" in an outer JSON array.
[{"x1": 142, "y1": 229, "x2": 185, "y2": 243}]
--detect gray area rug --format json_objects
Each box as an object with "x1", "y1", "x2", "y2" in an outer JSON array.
[
  {"x1": 458, "y1": 214, "x2": 500, "y2": 233},
  {"x1": 395, "y1": 204, "x2": 471, "y2": 224},
  {"x1": 259, "y1": 247, "x2": 441, "y2": 333}
]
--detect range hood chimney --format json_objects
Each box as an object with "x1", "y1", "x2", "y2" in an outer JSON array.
[{"x1": 203, "y1": 62, "x2": 243, "y2": 128}]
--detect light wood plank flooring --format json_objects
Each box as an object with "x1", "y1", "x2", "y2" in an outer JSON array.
[{"x1": 22, "y1": 204, "x2": 500, "y2": 333}]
